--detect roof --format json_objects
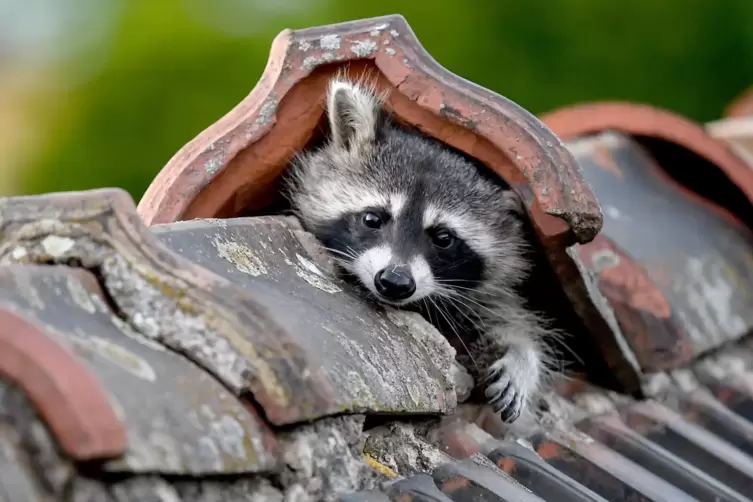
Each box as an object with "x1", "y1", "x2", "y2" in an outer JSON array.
[{"x1": 1, "y1": 14, "x2": 753, "y2": 502}]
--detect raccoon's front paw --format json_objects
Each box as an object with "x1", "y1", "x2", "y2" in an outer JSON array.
[{"x1": 483, "y1": 350, "x2": 540, "y2": 423}]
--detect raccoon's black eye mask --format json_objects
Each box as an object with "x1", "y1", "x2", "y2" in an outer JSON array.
[{"x1": 357, "y1": 207, "x2": 463, "y2": 253}]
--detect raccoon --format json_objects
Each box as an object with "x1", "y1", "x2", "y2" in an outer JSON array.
[{"x1": 284, "y1": 78, "x2": 557, "y2": 424}]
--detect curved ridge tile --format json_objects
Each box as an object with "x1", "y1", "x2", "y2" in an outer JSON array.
[{"x1": 138, "y1": 14, "x2": 601, "y2": 247}]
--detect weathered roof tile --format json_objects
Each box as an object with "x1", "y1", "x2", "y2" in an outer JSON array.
[
  {"x1": 549, "y1": 129, "x2": 753, "y2": 385},
  {"x1": 152, "y1": 216, "x2": 457, "y2": 418}
]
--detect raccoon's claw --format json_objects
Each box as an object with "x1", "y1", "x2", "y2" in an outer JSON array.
[
  {"x1": 483, "y1": 353, "x2": 539, "y2": 424},
  {"x1": 485, "y1": 373, "x2": 523, "y2": 423}
]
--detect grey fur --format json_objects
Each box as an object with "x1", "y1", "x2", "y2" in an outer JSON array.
[{"x1": 283, "y1": 78, "x2": 558, "y2": 424}]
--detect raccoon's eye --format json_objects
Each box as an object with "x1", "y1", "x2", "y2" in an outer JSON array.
[
  {"x1": 362, "y1": 211, "x2": 384, "y2": 229},
  {"x1": 431, "y1": 229, "x2": 456, "y2": 249}
]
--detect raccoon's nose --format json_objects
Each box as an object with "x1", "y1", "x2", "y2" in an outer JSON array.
[{"x1": 374, "y1": 266, "x2": 416, "y2": 301}]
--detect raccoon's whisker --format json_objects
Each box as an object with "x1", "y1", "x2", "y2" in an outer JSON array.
[
  {"x1": 434, "y1": 291, "x2": 487, "y2": 333},
  {"x1": 440, "y1": 285, "x2": 580, "y2": 367},
  {"x1": 438, "y1": 284, "x2": 519, "y2": 302},
  {"x1": 446, "y1": 305, "x2": 486, "y2": 337},
  {"x1": 327, "y1": 256, "x2": 353, "y2": 267},
  {"x1": 320, "y1": 255, "x2": 356, "y2": 275},
  {"x1": 440, "y1": 289, "x2": 504, "y2": 319},
  {"x1": 331, "y1": 260, "x2": 353, "y2": 270},
  {"x1": 434, "y1": 279, "x2": 495, "y2": 288},
  {"x1": 435, "y1": 279, "x2": 515, "y2": 290},
  {"x1": 420, "y1": 298, "x2": 437, "y2": 332},
  {"x1": 320, "y1": 246, "x2": 357, "y2": 261},
  {"x1": 346, "y1": 245, "x2": 358, "y2": 257},
  {"x1": 429, "y1": 295, "x2": 477, "y2": 367},
  {"x1": 432, "y1": 281, "x2": 482, "y2": 290},
  {"x1": 434, "y1": 278, "x2": 482, "y2": 284},
  {"x1": 443, "y1": 292, "x2": 580, "y2": 369},
  {"x1": 319, "y1": 242, "x2": 357, "y2": 258},
  {"x1": 321, "y1": 253, "x2": 353, "y2": 266},
  {"x1": 434, "y1": 290, "x2": 489, "y2": 336},
  {"x1": 443, "y1": 284, "x2": 514, "y2": 305},
  {"x1": 434, "y1": 281, "x2": 516, "y2": 299},
  {"x1": 435, "y1": 283, "x2": 493, "y2": 295}
]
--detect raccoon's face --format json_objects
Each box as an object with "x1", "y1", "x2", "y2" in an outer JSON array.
[
  {"x1": 311, "y1": 197, "x2": 489, "y2": 307},
  {"x1": 286, "y1": 79, "x2": 528, "y2": 307}
]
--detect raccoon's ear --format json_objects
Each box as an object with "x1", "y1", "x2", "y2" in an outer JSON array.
[{"x1": 326, "y1": 79, "x2": 384, "y2": 153}]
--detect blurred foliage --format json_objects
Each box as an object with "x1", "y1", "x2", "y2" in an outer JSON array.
[{"x1": 6, "y1": 0, "x2": 753, "y2": 199}]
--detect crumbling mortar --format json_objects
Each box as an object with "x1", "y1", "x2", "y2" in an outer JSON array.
[
  {"x1": 362, "y1": 421, "x2": 451, "y2": 477},
  {"x1": 0, "y1": 381, "x2": 76, "y2": 499},
  {"x1": 275, "y1": 415, "x2": 387, "y2": 502}
]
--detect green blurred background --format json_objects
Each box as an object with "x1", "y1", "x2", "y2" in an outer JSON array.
[{"x1": 1, "y1": 0, "x2": 751, "y2": 200}]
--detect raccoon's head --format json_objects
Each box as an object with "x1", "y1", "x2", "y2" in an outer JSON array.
[{"x1": 286, "y1": 78, "x2": 530, "y2": 307}]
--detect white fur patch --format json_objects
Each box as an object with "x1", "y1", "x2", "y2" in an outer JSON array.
[
  {"x1": 390, "y1": 193, "x2": 406, "y2": 217},
  {"x1": 353, "y1": 244, "x2": 393, "y2": 295},
  {"x1": 409, "y1": 254, "x2": 437, "y2": 302},
  {"x1": 308, "y1": 182, "x2": 388, "y2": 221},
  {"x1": 422, "y1": 204, "x2": 497, "y2": 258},
  {"x1": 300, "y1": 179, "x2": 407, "y2": 223},
  {"x1": 353, "y1": 246, "x2": 437, "y2": 306}
]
